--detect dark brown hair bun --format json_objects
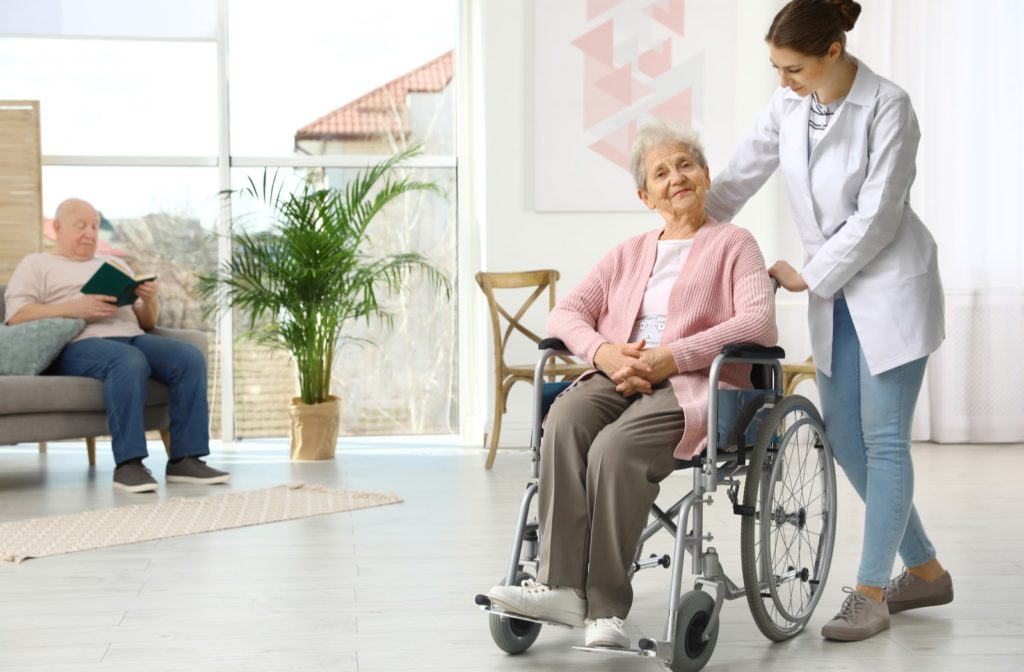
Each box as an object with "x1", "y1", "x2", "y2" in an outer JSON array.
[
  {"x1": 824, "y1": 0, "x2": 862, "y2": 31},
  {"x1": 766, "y1": 0, "x2": 862, "y2": 57}
]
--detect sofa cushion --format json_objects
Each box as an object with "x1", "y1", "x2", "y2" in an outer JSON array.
[
  {"x1": 0, "y1": 376, "x2": 170, "y2": 415},
  {"x1": 0, "y1": 318, "x2": 86, "y2": 375}
]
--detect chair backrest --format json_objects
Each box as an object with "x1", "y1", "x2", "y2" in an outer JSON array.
[
  {"x1": 475, "y1": 270, "x2": 560, "y2": 369},
  {"x1": 0, "y1": 284, "x2": 7, "y2": 322}
]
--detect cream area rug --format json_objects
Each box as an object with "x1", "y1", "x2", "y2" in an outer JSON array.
[{"x1": 0, "y1": 482, "x2": 401, "y2": 563}]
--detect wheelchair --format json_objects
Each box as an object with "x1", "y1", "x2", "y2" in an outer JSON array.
[{"x1": 476, "y1": 338, "x2": 838, "y2": 671}]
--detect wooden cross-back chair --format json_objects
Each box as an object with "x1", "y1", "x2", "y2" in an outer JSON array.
[{"x1": 476, "y1": 270, "x2": 588, "y2": 469}]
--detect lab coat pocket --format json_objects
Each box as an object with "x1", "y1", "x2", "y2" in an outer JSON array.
[
  {"x1": 885, "y1": 273, "x2": 942, "y2": 356},
  {"x1": 847, "y1": 141, "x2": 868, "y2": 183}
]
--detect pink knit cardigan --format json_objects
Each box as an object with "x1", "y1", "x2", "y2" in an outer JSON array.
[{"x1": 547, "y1": 218, "x2": 778, "y2": 459}]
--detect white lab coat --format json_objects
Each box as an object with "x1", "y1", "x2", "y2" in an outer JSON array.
[{"x1": 706, "y1": 58, "x2": 944, "y2": 376}]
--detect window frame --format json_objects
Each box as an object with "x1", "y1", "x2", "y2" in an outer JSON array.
[{"x1": 23, "y1": 0, "x2": 465, "y2": 442}]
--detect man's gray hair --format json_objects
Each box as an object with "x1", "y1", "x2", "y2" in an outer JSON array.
[{"x1": 630, "y1": 120, "x2": 708, "y2": 192}]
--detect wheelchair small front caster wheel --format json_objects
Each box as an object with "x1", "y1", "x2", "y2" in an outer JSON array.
[
  {"x1": 488, "y1": 571, "x2": 542, "y2": 654},
  {"x1": 670, "y1": 590, "x2": 719, "y2": 672}
]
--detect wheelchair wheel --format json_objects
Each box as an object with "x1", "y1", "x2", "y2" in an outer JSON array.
[
  {"x1": 670, "y1": 590, "x2": 719, "y2": 672},
  {"x1": 488, "y1": 571, "x2": 542, "y2": 654},
  {"x1": 739, "y1": 394, "x2": 837, "y2": 642}
]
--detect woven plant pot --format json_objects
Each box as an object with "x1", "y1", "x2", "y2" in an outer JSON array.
[{"x1": 288, "y1": 395, "x2": 340, "y2": 461}]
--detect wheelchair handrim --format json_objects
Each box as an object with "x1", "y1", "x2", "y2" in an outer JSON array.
[{"x1": 760, "y1": 416, "x2": 837, "y2": 625}]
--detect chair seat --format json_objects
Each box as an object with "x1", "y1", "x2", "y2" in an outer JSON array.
[
  {"x1": 782, "y1": 357, "x2": 817, "y2": 396},
  {"x1": 506, "y1": 362, "x2": 589, "y2": 378},
  {"x1": 0, "y1": 376, "x2": 170, "y2": 415}
]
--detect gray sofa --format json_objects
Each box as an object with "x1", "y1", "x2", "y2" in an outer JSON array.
[{"x1": 0, "y1": 284, "x2": 209, "y2": 465}]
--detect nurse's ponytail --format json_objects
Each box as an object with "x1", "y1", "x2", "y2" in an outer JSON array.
[{"x1": 766, "y1": 0, "x2": 862, "y2": 57}]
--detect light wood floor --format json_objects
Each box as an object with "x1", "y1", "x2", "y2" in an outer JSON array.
[{"x1": 0, "y1": 440, "x2": 1022, "y2": 671}]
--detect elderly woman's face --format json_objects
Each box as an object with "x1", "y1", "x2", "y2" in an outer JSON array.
[{"x1": 638, "y1": 142, "x2": 710, "y2": 217}]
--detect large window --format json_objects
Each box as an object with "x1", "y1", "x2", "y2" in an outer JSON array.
[
  {"x1": 0, "y1": 0, "x2": 458, "y2": 440},
  {"x1": 227, "y1": 166, "x2": 457, "y2": 438},
  {"x1": 227, "y1": 0, "x2": 456, "y2": 157},
  {"x1": 0, "y1": 38, "x2": 217, "y2": 156}
]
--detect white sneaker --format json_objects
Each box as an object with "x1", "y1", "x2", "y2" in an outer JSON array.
[
  {"x1": 585, "y1": 617, "x2": 629, "y2": 648},
  {"x1": 486, "y1": 579, "x2": 587, "y2": 627}
]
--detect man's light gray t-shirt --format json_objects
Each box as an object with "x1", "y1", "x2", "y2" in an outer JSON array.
[{"x1": 3, "y1": 253, "x2": 144, "y2": 341}]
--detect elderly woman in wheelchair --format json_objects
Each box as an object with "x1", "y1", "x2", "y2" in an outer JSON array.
[{"x1": 477, "y1": 121, "x2": 838, "y2": 671}]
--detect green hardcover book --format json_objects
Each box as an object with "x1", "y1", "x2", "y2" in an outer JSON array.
[{"x1": 80, "y1": 260, "x2": 157, "y2": 307}]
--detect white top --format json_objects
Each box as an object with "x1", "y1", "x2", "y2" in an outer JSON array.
[
  {"x1": 629, "y1": 239, "x2": 693, "y2": 348},
  {"x1": 808, "y1": 92, "x2": 845, "y2": 157},
  {"x1": 3, "y1": 253, "x2": 144, "y2": 341},
  {"x1": 705, "y1": 58, "x2": 944, "y2": 376}
]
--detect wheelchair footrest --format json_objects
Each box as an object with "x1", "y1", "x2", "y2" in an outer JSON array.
[
  {"x1": 475, "y1": 597, "x2": 574, "y2": 629},
  {"x1": 572, "y1": 645, "x2": 658, "y2": 659}
]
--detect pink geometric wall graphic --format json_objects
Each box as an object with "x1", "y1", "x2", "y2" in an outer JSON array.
[
  {"x1": 586, "y1": 0, "x2": 625, "y2": 21},
  {"x1": 595, "y1": 64, "x2": 654, "y2": 106},
  {"x1": 650, "y1": 88, "x2": 692, "y2": 126},
  {"x1": 582, "y1": 57, "x2": 623, "y2": 129},
  {"x1": 589, "y1": 120, "x2": 637, "y2": 170},
  {"x1": 648, "y1": 0, "x2": 686, "y2": 36},
  {"x1": 535, "y1": 0, "x2": 738, "y2": 210},
  {"x1": 571, "y1": 19, "x2": 614, "y2": 66},
  {"x1": 570, "y1": 0, "x2": 691, "y2": 170},
  {"x1": 638, "y1": 39, "x2": 672, "y2": 77}
]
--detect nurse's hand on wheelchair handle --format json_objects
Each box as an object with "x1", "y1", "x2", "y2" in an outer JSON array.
[{"x1": 768, "y1": 260, "x2": 808, "y2": 292}]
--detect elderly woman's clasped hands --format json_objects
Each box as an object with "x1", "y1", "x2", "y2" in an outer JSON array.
[{"x1": 595, "y1": 340, "x2": 677, "y2": 396}]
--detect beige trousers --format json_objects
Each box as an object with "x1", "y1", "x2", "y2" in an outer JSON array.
[{"x1": 537, "y1": 373, "x2": 684, "y2": 619}]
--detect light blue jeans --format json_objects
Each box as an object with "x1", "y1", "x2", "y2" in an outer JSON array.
[{"x1": 816, "y1": 299, "x2": 936, "y2": 587}]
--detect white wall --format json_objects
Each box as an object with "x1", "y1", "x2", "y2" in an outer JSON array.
[{"x1": 467, "y1": 0, "x2": 818, "y2": 447}]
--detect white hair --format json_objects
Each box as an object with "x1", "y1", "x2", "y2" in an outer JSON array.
[{"x1": 630, "y1": 120, "x2": 708, "y2": 191}]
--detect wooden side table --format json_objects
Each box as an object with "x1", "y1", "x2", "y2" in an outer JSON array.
[{"x1": 782, "y1": 357, "x2": 817, "y2": 397}]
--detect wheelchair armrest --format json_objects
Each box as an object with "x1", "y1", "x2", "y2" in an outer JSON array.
[
  {"x1": 720, "y1": 342, "x2": 786, "y2": 360},
  {"x1": 538, "y1": 337, "x2": 568, "y2": 352}
]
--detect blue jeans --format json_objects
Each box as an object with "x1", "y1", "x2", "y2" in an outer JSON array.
[
  {"x1": 48, "y1": 334, "x2": 210, "y2": 466},
  {"x1": 817, "y1": 299, "x2": 936, "y2": 587}
]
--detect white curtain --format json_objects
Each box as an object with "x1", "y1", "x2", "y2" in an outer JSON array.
[{"x1": 848, "y1": 0, "x2": 1024, "y2": 442}]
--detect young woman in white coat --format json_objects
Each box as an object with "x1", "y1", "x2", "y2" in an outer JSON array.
[{"x1": 705, "y1": 0, "x2": 953, "y2": 642}]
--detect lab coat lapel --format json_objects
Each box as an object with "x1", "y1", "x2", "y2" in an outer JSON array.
[
  {"x1": 808, "y1": 59, "x2": 878, "y2": 165},
  {"x1": 808, "y1": 101, "x2": 848, "y2": 165},
  {"x1": 779, "y1": 95, "x2": 821, "y2": 238}
]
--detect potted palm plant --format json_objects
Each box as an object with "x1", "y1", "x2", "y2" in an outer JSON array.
[{"x1": 196, "y1": 147, "x2": 450, "y2": 460}]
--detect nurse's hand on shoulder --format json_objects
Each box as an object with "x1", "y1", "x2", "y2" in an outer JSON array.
[{"x1": 768, "y1": 260, "x2": 808, "y2": 293}]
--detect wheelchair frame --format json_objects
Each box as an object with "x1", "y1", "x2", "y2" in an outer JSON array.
[{"x1": 479, "y1": 340, "x2": 838, "y2": 671}]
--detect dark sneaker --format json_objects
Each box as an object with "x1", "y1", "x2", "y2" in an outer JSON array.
[
  {"x1": 166, "y1": 457, "x2": 231, "y2": 485},
  {"x1": 885, "y1": 569, "x2": 954, "y2": 614},
  {"x1": 113, "y1": 460, "x2": 159, "y2": 493},
  {"x1": 821, "y1": 587, "x2": 890, "y2": 642}
]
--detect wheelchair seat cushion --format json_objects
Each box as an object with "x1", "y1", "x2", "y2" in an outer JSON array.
[{"x1": 541, "y1": 381, "x2": 573, "y2": 418}]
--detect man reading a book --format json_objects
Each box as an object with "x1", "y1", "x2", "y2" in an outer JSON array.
[{"x1": 3, "y1": 198, "x2": 230, "y2": 493}]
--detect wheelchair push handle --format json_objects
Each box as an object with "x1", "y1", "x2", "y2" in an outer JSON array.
[{"x1": 538, "y1": 337, "x2": 569, "y2": 352}]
